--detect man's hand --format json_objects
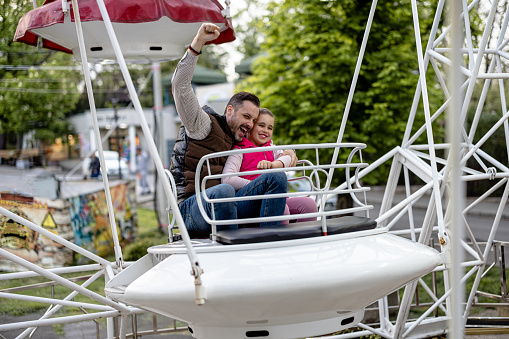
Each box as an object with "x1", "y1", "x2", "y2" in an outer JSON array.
[
  {"x1": 190, "y1": 23, "x2": 220, "y2": 54},
  {"x1": 282, "y1": 149, "x2": 298, "y2": 167}
]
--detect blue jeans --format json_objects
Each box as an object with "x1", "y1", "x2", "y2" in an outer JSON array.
[
  {"x1": 179, "y1": 184, "x2": 237, "y2": 238},
  {"x1": 179, "y1": 172, "x2": 287, "y2": 238},
  {"x1": 236, "y1": 172, "x2": 287, "y2": 228}
]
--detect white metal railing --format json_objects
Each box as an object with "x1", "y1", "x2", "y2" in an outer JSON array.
[
  {"x1": 165, "y1": 169, "x2": 179, "y2": 241},
  {"x1": 193, "y1": 143, "x2": 373, "y2": 239}
]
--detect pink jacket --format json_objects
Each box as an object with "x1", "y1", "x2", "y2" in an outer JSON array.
[
  {"x1": 235, "y1": 138, "x2": 274, "y2": 180},
  {"x1": 222, "y1": 138, "x2": 291, "y2": 191}
]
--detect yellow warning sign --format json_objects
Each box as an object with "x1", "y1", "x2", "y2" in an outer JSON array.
[{"x1": 42, "y1": 213, "x2": 57, "y2": 229}]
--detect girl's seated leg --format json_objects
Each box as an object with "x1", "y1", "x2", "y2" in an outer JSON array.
[
  {"x1": 281, "y1": 203, "x2": 290, "y2": 225},
  {"x1": 286, "y1": 197, "x2": 318, "y2": 222}
]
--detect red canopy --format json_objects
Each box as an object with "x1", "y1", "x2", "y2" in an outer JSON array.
[{"x1": 14, "y1": 0, "x2": 234, "y2": 62}]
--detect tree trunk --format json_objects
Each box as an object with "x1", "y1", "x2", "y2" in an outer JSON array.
[{"x1": 40, "y1": 141, "x2": 47, "y2": 167}]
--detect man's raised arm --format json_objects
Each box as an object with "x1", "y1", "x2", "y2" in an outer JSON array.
[{"x1": 171, "y1": 23, "x2": 221, "y2": 140}]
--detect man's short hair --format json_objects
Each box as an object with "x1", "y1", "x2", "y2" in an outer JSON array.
[{"x1": 224, "y1": 91, "x2": 260, "y2": 114}]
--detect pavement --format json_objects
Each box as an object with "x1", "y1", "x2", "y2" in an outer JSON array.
[
  {"x1": 0, "y1": 164, "x2": 508, "y2": 338},
  {"x1": 0, "y1": 163, "x2": 154, "y2": 204}
]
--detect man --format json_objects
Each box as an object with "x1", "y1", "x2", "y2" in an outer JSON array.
[
  {"x1": 170, "y1": 23, "x2": 295, "y2": 238},
  {"x1": 89, "y1": 153, "x2": 100, "y2": 179}
]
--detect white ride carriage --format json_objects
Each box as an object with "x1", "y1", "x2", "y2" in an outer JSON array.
[{"x1": 104, "y1": 143, "x2": 442, "y2": 339}]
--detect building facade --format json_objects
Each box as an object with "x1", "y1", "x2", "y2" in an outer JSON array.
[{"x1": 68, "y1": 106, "x2": 180, "y2": 172}]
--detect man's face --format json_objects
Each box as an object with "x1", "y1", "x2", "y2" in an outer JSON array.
[{"x1": 225, "y1": 101, "x2": 259, "y2": 142}]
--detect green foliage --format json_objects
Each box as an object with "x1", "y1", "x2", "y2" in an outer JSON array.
[
  {"x1": 463, "y1": 80, "x2": 509, "y2": 196},
  {"x1": 232, "y1": 0, "x2": 265, "y2": 58},
  {"x1": 123, "y1": 207, "x2": 168, "y2": 261},
  {"x1": 237, "y1": 0, "x2": 447, "y2": 185},
  {"x1": 0, "y1": 0, "x2": 81, "y2": 147},
  {"x1": 123, "y1": 237, "x2": 161, "y2": 261},
  {"x1": 467, "y1": 81, "x2": 509, "y2": 160}
]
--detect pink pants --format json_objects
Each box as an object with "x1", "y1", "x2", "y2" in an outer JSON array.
[{"x1": 281, "y1": 197, "x2": 318, "y2": 224}]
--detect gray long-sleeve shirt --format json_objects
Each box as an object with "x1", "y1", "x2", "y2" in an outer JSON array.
[{"x1": 171, "y1": 50, "x2": 212, "y2": 140}]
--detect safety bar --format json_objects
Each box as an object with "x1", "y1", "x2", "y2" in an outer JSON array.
[
  {"x1": 164, "y1": 169, "x2": 180, "y2": 242},
  {"x1": 195, "y1": 143, "x2": 373, "y2": 238}
]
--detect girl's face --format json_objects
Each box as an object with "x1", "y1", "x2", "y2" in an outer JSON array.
[{"x1": 248, "y1": 113, "x2": 274, "y2": 146}]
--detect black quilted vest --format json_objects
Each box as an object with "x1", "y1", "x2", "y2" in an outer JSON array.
[{"x1": 170, "y1": 106, "x2": 234, "y2": 205}]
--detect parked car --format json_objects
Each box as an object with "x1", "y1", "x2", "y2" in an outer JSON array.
[{"x1": 82, "y1": 151, "x2": 129, "y2": 179}]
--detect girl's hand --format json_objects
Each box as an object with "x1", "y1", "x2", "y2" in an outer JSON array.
[
  {"x1": 257, "y1": 160, "x2": 273, "y2": 169},
  {"x1": 258, "y1": 160, "x2": 285, "y2": 169}
]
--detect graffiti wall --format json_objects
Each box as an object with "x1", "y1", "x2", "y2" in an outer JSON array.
[
  {"x1": 0, "y1": 193, "x2": 72, "y2": 271},
  {"x1": 68, "y1": 183, "x2": 136, "y2": 257},
  {"x1": 0, "y1": 182, "x2": 137, "y2": 271}
]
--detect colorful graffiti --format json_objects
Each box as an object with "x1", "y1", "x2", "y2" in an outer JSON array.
[
  {"x1": 69, "y1": 183, "x2": 134, "y2": 257},
  {"x1": 0, "y1": 183, "x2": 135, "y2": 270},
  {"x1": 0, "y1": 195, "x2": 66, "y2": 268}
]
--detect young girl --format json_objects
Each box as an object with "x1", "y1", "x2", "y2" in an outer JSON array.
[{"x1": 222, "y1": 108, "x2": 317, "y2": 224}]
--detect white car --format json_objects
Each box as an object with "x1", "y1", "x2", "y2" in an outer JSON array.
[
  {"x1": 286, "y1": 170, "x2": 338, "y2": 211},
  {"x1": 82, "y1": 151, "x2": 129, "y2": 179}
]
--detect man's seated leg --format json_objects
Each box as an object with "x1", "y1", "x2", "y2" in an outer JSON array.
[
  {"x1": 179, "y1": 184, "x2": 238, "y2": 238},
  {"x1": 236, "y1": 172, "x2": 287, "y2": 227}
]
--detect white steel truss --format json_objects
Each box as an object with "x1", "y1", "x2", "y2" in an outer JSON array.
[{"x1": 327, "y1": 0, "x2": 509, "y2": 337}]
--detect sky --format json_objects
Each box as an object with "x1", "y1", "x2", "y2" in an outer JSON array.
[{"x1": 219, "y1": 0, "x2": 269, "y2": 81}]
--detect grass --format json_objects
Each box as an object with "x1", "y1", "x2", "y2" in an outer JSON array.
[
  {"x1": 404, "y1": 265, "x2": 508, "y2": 320},
  {"x1": 0, "y1": 270, "x2": 106, "y2": 316},
  {"x1": 123, "y1": 207, "x2": 169, "y2": 261}
]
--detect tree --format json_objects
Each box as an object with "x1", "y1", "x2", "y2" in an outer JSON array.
[
  {"x1": 465, "y1": 81, "x2": 509, "y2": 196},
  {"x1": 237, "y1": 0, "x2": 447, "y2": 185},
  {"x1": 232, "y1": 0, "x2": 266, "y2": 58},
  {"x1": 0, "y1": 0, "x2": 81, "y2": 155},
  {"x1": 71, "y1": 50, "x2": 227, "y2": 114},
  {"x1": 71, "y1": 64, "x2": 158, "y2": 114}
]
